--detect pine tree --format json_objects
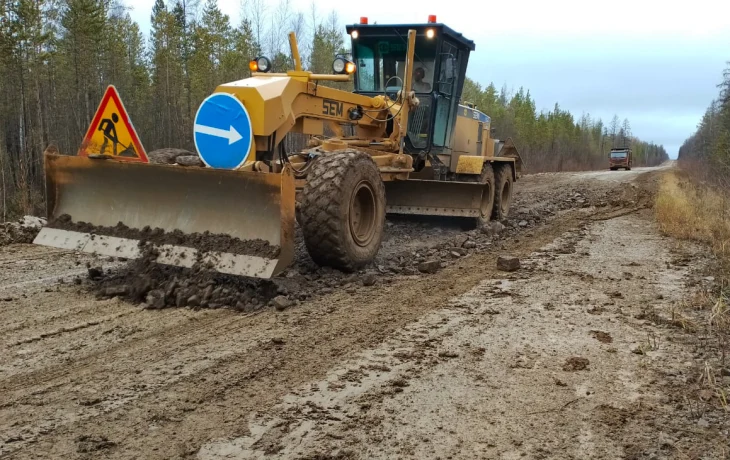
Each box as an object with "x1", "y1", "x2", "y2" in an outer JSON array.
[{"x1": 149, "y1": 0, "x2": 187, "y2": 148}]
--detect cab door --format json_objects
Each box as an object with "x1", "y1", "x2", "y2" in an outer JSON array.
[{"x1": 431, "y1": 40, "x2": 463, "y2": 151}]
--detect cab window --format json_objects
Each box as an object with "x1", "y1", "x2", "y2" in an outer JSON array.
[{"x1": 354, "y1": 35, "x2": 438, "y2": 93}]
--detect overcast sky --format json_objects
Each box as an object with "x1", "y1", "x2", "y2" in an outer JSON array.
[{"x1": 126, "y1": 0, "x2": 730, "y2": 158}]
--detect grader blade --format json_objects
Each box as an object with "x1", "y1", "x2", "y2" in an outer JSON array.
[
  {"x1": 33, "y1": 154, "x2": 295, "y2": 279},
  {"x1": 497, "y1": 137, "x2": 524, "y2": 177},
  {"x1": 384, "y1": 179, "x2": 487, "y2": 218}
]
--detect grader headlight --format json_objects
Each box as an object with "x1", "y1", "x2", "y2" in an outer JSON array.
[
  {"x1": 333, "y1": 57, "x2": 356, "y2": 75},
  {"x1": 251, "y1": 56, "x2": 272, "y2": 73}
]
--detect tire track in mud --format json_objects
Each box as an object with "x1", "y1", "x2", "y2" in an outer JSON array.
[
  {"x1": 0, "y1": 294, "x2": 135, "y2": 336},
  {"x1": 0, "y1": 251, "x2": 69, "y2": 265},
  {"x1": 0, "y1": 271, "x2": 87, "y2": 291},
  {"x1": 7, "y1": 310, "x2": 137, "y2": 347},
  {"x1": 0, "y1": 243, "x2": 122, "y2": 297},
  {"x1": 0, "y1": 294, "x2": 310, "y2": 450},
  {"x1": 2, "y1": 308, "x2": 241, "y2": 394},
  {"x1": 0, "y1": 308, "x2": 270, "y2": 456}
]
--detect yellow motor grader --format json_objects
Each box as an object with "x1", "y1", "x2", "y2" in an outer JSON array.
[{"x1": 34, "y1": 17, "x2": 522, "y2": 279}]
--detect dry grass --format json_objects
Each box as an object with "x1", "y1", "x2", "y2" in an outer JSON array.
[
  {"x1": 655, "y1": 170, "x2": 730, "y2": 285},
  {"x1": 655, "y1": 169, "x2": 730, "y2": 416},
  {"x1": 656, "y1": 169, "x2": 730, "y2": 337}
]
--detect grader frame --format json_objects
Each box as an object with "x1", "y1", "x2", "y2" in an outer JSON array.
[{"x1": 33, "y1": 19, "x2": 522, "y2": 279}]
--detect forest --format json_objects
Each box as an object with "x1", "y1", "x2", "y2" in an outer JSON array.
[
  {"x1": 0, "y1": 0, "x2": 668, "y2": 218},
  {"x1": 678, "y1": 63, "x2": 730, "y2": 187}
]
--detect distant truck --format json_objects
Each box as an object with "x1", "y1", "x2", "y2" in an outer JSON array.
[{"x1": 609, "y1": 148, "x2": 632, "y2": 170}]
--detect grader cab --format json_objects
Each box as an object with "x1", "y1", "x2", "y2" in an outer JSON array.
[
  {"x1": 344, "y1": 18, "x2": 522, "y2": 219},
  {"x1": 33, "y1": 17, "x2": 522, "y2": 279}
]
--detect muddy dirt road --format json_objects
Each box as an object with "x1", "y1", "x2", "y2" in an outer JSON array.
[{"x1": 1, "y1": 163, "x2": 725, "y2": 459}]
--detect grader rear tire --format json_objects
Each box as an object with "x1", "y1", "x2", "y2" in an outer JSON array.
[
  {"x1": 299, "y1": 150, "x2": 386, "y2": 271},
  {"x1": 492, "y1": 163, "x2": 514, "y2": 220},
  {"x1": 460, "y1": 162, "x2": 495, "y2": 229},
  {"x1": 475, "y1": 163, "x2": 496, "y2": 228}
]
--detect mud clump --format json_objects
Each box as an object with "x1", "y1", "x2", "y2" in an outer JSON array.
[
  {"x1": 271, "y1": 295, "x2": 293, "y2": 311},
  {"x1": 175, "y1": 155, "x2": 204, "y2": 167},
  {"x1": 1, "y1": 215, "x2": 46, "y2": 246},
  {"x1": 87, "y1": 236, "x2": 283, "y2": 310},
  {"x1": 47, "y1": 214, "x2": 280, "y2": 259},
  {"x1": 85, "y1": 233, "x2": 320, "y2": 313},
  {"x1": 144, "y1": 289, "x2": 166, "y2": 309},
  {"x1": 590, "y1": 330, "x2": 613, "y2": 343},
  {"x1": 94, "y1": 254, "x2": 281, "y2": 312},
  {"x1": 75, "y1": 435, "x2": 116, "y2": 453},
  {"x1": 481, "y1": 221, "x2": 506, "y2": 236},
  {"x1": 147, "y1": 147, "x2": 197, "y2": 165},
  {"x1": 87, "y1": 266, "x2": 104, "y2": 280},
  {"x1": 563, "y1": 356, "x2": 590, "y2": 371},
  {"x1": 361, "y1": 273, "x2": 377, "y2": 286},
  {"x1": 497, "y1": 255, "x2": 521, "y2": 272},
  {"x1": 417, "y1": 260, "x2": 441, "y2": 274}
]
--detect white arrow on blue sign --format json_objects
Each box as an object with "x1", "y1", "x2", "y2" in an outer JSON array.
[{"x1": 193, "y1": 92, "x2": 253, "y2": 169}]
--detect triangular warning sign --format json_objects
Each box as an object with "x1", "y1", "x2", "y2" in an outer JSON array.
[{"x1": 78, "y1": 85, "x2": 148, "y2": 162}]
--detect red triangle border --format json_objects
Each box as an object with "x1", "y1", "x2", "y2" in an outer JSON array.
[{"x1": 78, "y1": 85, "x2": 148, "y2": 163}]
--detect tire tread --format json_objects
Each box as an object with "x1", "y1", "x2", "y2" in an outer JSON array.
[{"x1": 299, "y1": 150, "x2": 385, "y2": 271}]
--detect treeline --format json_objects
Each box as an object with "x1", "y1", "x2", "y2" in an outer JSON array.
[
  {"x1": 1, "y1": 0, "x2": 667, "y2": 219},
  {"x1": 461, "y1": 80, "x2": 669, "y2": 172},
  {"x1": 678, "y1": 63, "x2": 730, "y2": 187}
]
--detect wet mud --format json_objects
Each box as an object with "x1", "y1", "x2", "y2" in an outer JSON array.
[
  {"x1": 47, "y1": 214, "x2": 280, "y2": 258},
  {"x1": 5, "y1": 165, "x2": 699, "y2": 460},
  {"x1": 76, "y1": 175, "x2": 646, "y2": 312},
  {"x1": 0, "y1": 216, "x2": 45, "y2": 246},
  {"x1": 92, "y1": 252, "x2": 281, "y2": 312}
]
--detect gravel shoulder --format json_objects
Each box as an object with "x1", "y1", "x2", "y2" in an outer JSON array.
[{"x1": 2, "y1": 164, "x2": 721, "y2": 459}]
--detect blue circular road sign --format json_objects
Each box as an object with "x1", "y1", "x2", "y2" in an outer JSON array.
[{"x1": 193, "y1": 92, "x2": 253, "y2": 169}]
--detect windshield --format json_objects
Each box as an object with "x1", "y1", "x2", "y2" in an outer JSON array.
[
  {"x1": 610, "y1": 151, "x2": 628, "y2": 159},
  {"x1": 354, "y1": 35, "x2": 438, "y2": 93}
]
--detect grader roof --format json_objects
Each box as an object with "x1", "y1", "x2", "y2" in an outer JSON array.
[{"x1": 344, "y1": 22, "x2": 476, "y2": 51}]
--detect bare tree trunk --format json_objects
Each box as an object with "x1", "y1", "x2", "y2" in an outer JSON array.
[
  {"x1": 1, "y1": 152, "x2": 6, "y2": 222},
  {"x1": 34, "y1": 62, "x2": 46, "y2": 191},
  {"x1": 166, "y1": 51, "x2": 172, "y2": 146}
]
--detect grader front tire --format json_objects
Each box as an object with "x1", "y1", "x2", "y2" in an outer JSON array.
[{"x1": 299, "y1": 150, "x2": 386, "y2": 272}]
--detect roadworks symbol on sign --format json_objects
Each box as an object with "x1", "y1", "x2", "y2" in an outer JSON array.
[{"x1": 78, "y1": 85, "x2": 148, "y2": 162}]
